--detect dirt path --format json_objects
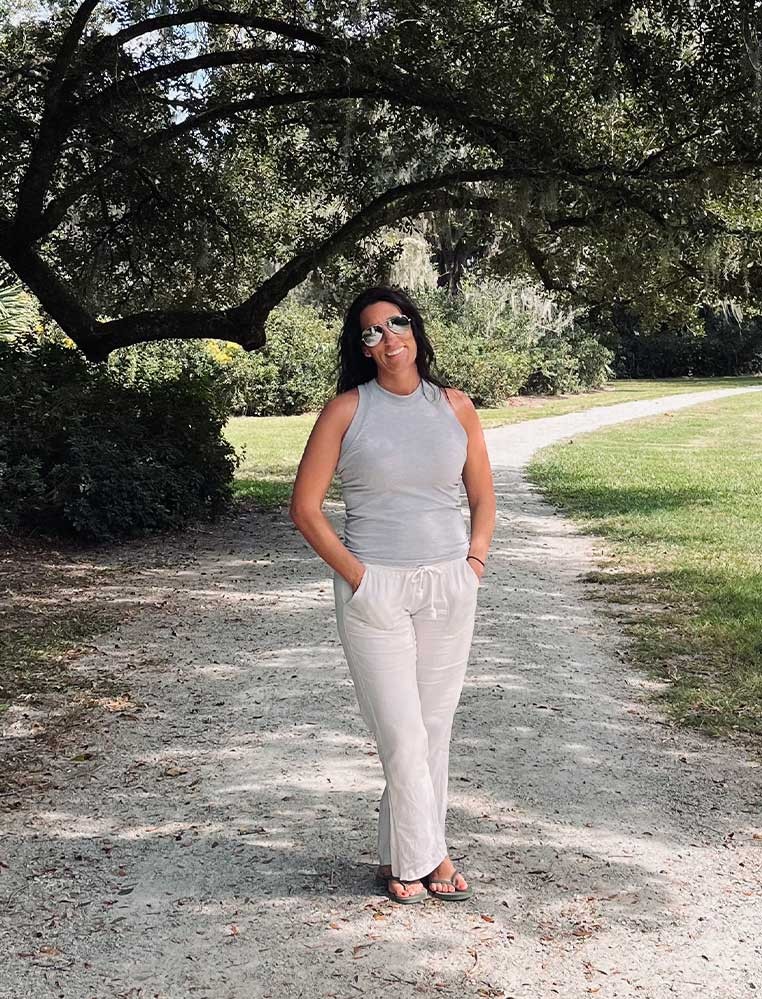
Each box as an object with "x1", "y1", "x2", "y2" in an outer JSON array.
[{"x1": 2, "y1": 386, "x2": 761, "y2": 999}]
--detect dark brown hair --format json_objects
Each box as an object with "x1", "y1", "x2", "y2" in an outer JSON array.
[{"x1": 334, "y1": 285, "x2": 451, "y2": 400}]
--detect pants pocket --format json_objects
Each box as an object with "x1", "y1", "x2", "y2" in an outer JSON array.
[
  {"x1": 345, "y1": 564, "x2": 371, "y2": 609},
  {"x1": 463, "y1": 558, "x2": 480, "y2": 591},
  {"x1": 343, "y1": 565, "x2": 395, "y2": 631}
]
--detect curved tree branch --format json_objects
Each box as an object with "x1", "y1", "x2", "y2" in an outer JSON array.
[
  {"x1": 90, "y1": 48, "x2": 323, "y2": 108},
  {"x1": 88, "y1": 6, "x2": 332, "y2": 62},
  {"x1": 12, "y1": 0, "x2": 101, "y2": 232},
  {"x1": 4, "y1": 167, "x2": 540, "y2": 360}
]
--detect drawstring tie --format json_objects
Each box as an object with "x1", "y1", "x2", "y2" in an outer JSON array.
[{"x1": 410, "y1": 564, "x2": 449, "y2": 620}]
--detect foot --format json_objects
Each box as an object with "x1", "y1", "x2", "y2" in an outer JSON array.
[
  {"x1": 426, "y1": 856, "x2": 469, "y2": 894},
  {"x1": 377, "y1": 864, "x2": 426, "y2": 900}
]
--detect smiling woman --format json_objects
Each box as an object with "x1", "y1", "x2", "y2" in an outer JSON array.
[{"x1": 288, "y1": 285, "x2": 496, "y2": 904}]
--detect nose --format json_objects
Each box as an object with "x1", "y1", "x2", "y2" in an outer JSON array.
[{"x1": 380, "y1": 326, "x2": 401, "y2": 345}]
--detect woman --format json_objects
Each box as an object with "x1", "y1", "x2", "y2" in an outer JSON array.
[{"x1": 289, "y1": 286, "x2": 495, "y2": 904}]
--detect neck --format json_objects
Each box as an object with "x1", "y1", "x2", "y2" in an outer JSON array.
[{"x1": 375, "y1": 371, "x2": 422, "y2": 396}]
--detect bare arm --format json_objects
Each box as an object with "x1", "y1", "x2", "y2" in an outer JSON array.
[
  {"x1": 453, "y1": 390, "x2": 496, "y2": 578},
  {"x1": 288, "y1": 394, "x2": 365, "y2": 591}
]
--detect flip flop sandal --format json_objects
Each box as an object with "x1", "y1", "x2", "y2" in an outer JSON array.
[
  {"x1": 374, "y1": 869, "x2": 427, "y2": 905},
  {"x1": 423, "y1": 869, "x2": 474, "y2": 901}
]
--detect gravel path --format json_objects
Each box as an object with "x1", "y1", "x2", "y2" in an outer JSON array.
[{"x1": 1, "y1": 385, "x2": 761, "y2": 999}]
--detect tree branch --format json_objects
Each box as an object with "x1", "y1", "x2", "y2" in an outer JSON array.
[
  {"x1": 89, "y1": 6, "x2": 331, "y2": 61},
  {"x1": 48, "y1": 0, "x2": 101, "y2": 95},
  {"x1": 516, "y1": 221, "x2": 576, "y2": 294},
  {"x1": 3, "y1": 167, "x2": 540, "y2": 360},
  {"x1": 32, "y1": 86, "x2": 389, "y2": 240},
  {"x1": 90, "y1": 47, "x2": 323, "y2": 109},
  {"x1": 12, "y1": 0, "x2": 101, "y2": 232}
]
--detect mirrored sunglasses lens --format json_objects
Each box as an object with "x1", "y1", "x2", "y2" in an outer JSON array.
[
  {"x1": 389, "y1": 316, "x2": 411, "y2": 331},
  {"x1": 363, "y1": 327, "x2": 382, "y2": 346}
]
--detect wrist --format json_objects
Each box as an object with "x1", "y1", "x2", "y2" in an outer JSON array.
[
  {"x1": 350, "y1": 561, "x2": 366, "y2": 590},
  {"x1": 466, "y1": 554, "x2": 486, "y2": 567}
]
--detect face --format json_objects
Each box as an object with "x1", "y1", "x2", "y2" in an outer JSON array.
[{"x1": 358, "y1": 300, "x2": 418, "y2": 373}]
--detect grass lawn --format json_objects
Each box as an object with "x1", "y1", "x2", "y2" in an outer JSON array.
[
  {"x1": 526, "y1": 391, "x2": 762, "y2": 744},
  {"x1": 224, "y1": 376, "x2": 761, "y2": 510}
]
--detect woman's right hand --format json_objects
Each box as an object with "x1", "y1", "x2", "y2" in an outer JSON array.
[{"x1": 350, "y1": 565, "x2": 366, "y2": 593}]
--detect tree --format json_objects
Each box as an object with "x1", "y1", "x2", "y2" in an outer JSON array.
[{"x1": 1, "y1": 0, "x2": 762, "y2": 361}]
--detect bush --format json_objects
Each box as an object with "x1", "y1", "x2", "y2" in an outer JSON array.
[
  {"x1": 427, "y1": 319, "x2": 533, "y2": 405},
  {"x1": 524, "y1": 324, "x2": 614, "y2": 394},
  {"x1": 605, "y1": 305, "x2": 762, "y2": 379},
  {"x1": 419, "y1": 278, "x2": 614, "y2": 401},
  {"x1": 210, "y1": 302, "x2": 337, "y2": 415},
  {"x1": 0, "y1": 334, "x2": 239, "y2": 541}
]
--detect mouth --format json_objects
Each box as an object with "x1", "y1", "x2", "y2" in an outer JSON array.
[{"x1": 385, "y1": 347, "x2": 405, "y2": 357}]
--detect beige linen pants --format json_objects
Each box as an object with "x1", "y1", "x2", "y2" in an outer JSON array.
[{"x1": 333, "y1": 557, "x2": 479, "y2": 882}]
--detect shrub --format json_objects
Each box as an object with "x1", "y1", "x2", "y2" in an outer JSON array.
[
  {"x1": 212, "y1": 302, "x2": 337, "y2": 415},
  {"x1": 0, "y1": 334, "x2": 239, "y2": 541},
  {"x1": 420, "y1": 278, "x2": 614, "y2": 400}
]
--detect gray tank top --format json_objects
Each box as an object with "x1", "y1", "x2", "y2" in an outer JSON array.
[{"x1": 336, "y1": 377, "x2": 470, "y2": 566}]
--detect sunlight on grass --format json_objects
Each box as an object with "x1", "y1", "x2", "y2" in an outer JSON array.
[
  {"x1": 527, "y1": 391, "x2": 762, "y2": 742},
  {"x1": 224, "y1": 376, "x2": 762, "y2": 510}
]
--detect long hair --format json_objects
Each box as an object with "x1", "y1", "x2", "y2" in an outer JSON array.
[{"x1": 334, "y1": 285, "x2": 451, "y2": 401}]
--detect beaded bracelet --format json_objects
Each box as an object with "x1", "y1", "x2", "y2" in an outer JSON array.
[{"x1": 466, "y1": 555, "x2": 485, "y2": 567}]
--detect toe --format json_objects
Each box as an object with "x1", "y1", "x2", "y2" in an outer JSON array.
[
  {"x1": 430, "y1": 879, "x2": 453, "y2": 892},
  {"x1": 403, "y1": 879, "x2": 425, "y2": 897}
]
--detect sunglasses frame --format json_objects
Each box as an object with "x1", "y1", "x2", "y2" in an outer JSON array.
[{"x1": 360, "y1": 314, "x2": 413, "y2": 347}]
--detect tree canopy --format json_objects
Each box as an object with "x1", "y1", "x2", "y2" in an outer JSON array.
[{"x1": 1, "y1": 0, "x2": 762, "y2": 359}]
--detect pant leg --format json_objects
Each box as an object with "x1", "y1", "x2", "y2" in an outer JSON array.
[
  {"x1": 377, "y1": 558, "x2": 479, "y2": 869},
  {"x1": 413, "y1": 558, "x2": 479, "y2": 843},
  {"x1": 333, "y1": 565, "x2": 449, "y2": 881}
]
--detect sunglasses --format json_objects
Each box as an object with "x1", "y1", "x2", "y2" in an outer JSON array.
[{"x1": 360, "y1": 314, "x2": 412, "y2": 347}]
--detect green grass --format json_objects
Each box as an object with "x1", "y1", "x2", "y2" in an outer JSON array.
[
  {"x1": 526, "y1": 391, "x2": 762, "y2": 744},
  {"x1": 475, "y1": 375, "x2": 761, "y2": 428},
  {"x1": 223, "y1": 412, "x2": 342, "y2": 507},
  {"x1": 224, "y1": 377, "x2": 761, "y2": 509}
]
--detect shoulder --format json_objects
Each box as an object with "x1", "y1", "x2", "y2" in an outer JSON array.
[
  {"x1": 324, "y1": 385, "x2": 360, "y2": 413},
  {"x1": 314, "y1": 386, "x2": 360, "y2": 438},
  {"x1": 440, "y1": 384, "x2": 479, "y2": 438},
  {"x1": 441, "y1": 385, "x2": 476, "y2": 422},
  {"x1": 441, "y1": 385, "x2": 472, "y2": 411}
]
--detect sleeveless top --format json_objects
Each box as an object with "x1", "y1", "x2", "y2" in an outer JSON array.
[{"x1": 336, "y1": 377, "x2": 470, "y2": 566}]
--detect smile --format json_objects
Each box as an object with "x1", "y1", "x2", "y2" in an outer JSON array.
[{"x1": 386, "y1": 347, "x2": 405, "y2": 357}]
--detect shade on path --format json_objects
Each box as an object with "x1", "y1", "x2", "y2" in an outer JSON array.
[{"x1": 1, "y1": 385, "x2": 760, "y2": 998}]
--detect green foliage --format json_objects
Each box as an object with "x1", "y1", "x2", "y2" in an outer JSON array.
[
  {"x1": 5, "y1": 0, "x2": 762, "y2": 356},
  {"x1": 0, "y1": 334, "x2": 239, "y2": 541},
  {"x1": 426, "y1": 318, "x2": 532, "y2": 405},
  {"x1": 0, "y1": 265, "x2": 41, "y2": 338},
  {"x1": 524, "y1": 323, "x2": 615, "y2": 395},
  {"x1": 419, "y1": 280, "x2": 614, "y2": 402},
  {"x1": 609, "y1": 309, "x2": 762, "y2": 379},
  {"x1": 211, "y1": 302, "x2": 338, "y2": 416}
]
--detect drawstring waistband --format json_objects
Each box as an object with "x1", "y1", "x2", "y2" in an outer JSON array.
[{"x1": 409, "y1": 564, "x2": 449, "y2": 620}]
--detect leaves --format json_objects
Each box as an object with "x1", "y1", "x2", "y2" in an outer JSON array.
[{"x1": 4, "y1": 1, "x2": 762, "y2": 355}]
